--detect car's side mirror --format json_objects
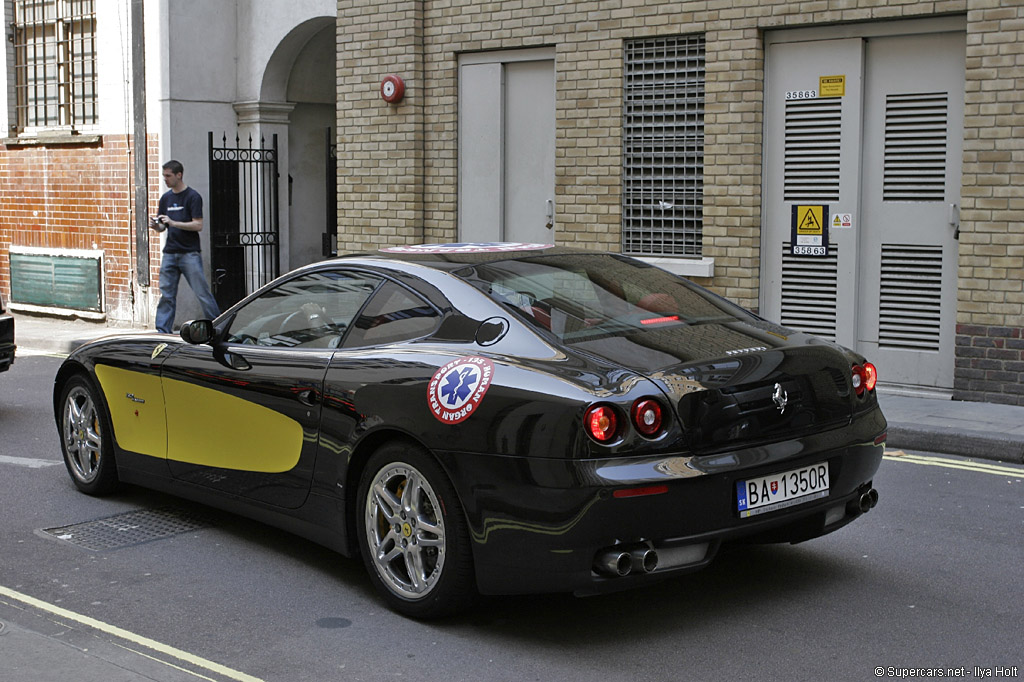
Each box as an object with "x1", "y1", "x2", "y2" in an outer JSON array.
[{"x1": 180, "y1": 319, "x2": 214, "y2": 345}]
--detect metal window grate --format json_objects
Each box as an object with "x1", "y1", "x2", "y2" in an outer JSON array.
[
  {"x1": 12, "y1": 0, "x2": 97, "y2": 130},
  {"x1": 622, "y1": 34, "x2": 705, "y2": 257},
  {"x1": 784, "y1": 99, "x2": 841, "y2": 202},
  {"x1": 883, "y1": 92, "x2": 948, "y2": 202}
]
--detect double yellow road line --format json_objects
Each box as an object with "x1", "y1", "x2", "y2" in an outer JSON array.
[{"x1": 884, "y1": 449, "x2": 1024, "y2": 478}]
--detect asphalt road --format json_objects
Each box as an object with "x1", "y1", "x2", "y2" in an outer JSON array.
[{"x1": 1, "y1": 354, "x2": 1022, "y2": 682}]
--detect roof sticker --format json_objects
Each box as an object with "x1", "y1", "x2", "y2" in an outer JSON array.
[{"x1": 383, "y1": 243, "x2": 551, "y2": 254}]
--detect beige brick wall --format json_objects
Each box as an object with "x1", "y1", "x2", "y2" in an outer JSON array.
[
  {"x1": 336, "y1": 0, "x2": 424, "y2": 253},
  {"x1": 953, "y1": 1, "x2": 1024, "y2": 404},
  {"x1": 960, "y1": 1, "x2": 1024, "y2": 329},
  {"x1": 337, "y1": 1, "x2": 991, "y2": 314}
]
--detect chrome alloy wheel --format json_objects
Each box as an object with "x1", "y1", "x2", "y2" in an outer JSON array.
[
  {"x1": 364, "y1": 462, "x2": 447, "y2": 600},
  {"x1": 62, "y1": 385, "x2": 103, "y2": 483}
]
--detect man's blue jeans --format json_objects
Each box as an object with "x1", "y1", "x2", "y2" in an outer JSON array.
[{"x1": 155, "y1": 251, "x2": 221, "y2": 333}]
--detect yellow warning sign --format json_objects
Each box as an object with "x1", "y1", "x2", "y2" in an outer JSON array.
[
  {"x1": 797, "y1": 205, "x2": 824, "y2": 235},
  {"x1": 819, "y1": 75, "x2": 845, "y2": 98}
]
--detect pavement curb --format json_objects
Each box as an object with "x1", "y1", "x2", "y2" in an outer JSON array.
[{"x1": 887, "y1": 425, "x2": 1024, "y2": 464}]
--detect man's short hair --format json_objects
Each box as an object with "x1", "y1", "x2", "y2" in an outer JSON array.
[{"x1": 162, "y1": 160, "x2": 184, "y2": 175}]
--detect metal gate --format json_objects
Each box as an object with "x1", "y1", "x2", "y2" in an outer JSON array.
[
  {"x1": 208, "y1": 132, "x2": 280, "y2": 311},
  {"x1": 323, "y1": 127, "x2": 337, "y2": 257}
]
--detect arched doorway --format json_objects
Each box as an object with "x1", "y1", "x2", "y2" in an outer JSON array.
[{"x1": 258, "y1": 17, "x2": 336, "y2": 271}]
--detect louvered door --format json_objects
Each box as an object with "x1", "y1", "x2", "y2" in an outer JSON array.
[
  {"x1": 761, "y1": 38, "x2": 863, "y2": 349},
  {"x1": 857, "y1": 33, "x2": 964, "y2": 388},
  {"x1": 763, "y1": 28, "x2": 964, "y2": 390}
]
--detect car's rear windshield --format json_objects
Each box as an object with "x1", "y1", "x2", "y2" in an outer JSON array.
[{"x1": 454, "y1": 254, "x2": 754, "y2": 344}]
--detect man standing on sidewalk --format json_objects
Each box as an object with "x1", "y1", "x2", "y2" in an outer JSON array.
[{"x1": 151, "y1": 160, "x2": 220, "y2": 333}]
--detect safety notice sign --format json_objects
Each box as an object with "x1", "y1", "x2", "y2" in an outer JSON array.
[
  {"x1": 831, "y1": 213, "x2": 853, "y2": 229},
  {"x1": 791, "y1": 205, "x2": 829, "y2": 256},
  {"x1": 819, "y1": 75, "x2": 845, "y2": 97}
]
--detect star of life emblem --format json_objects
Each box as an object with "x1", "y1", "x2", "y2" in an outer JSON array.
[{"x1": 428, "y1": 356, "x2": 495, "y2": 424}]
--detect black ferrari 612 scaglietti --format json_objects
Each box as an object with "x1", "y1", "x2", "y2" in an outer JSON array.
[
  {"x1": 1, "y1": 291, "x2": 15, "y2": 373},
  {"x1": 53, "y1": 243, "x2": 886, "y2": 618}
]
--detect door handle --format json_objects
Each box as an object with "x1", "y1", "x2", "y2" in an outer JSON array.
[
  {"x1": 297, "y1": 389, "x2": 318, "y2": 407},
  {"x1": 545, "y1": 199, "x2": 554, "y2": 229},
  {"x1": 948, "y1": 203, "x2": 960, "y2": 240}
]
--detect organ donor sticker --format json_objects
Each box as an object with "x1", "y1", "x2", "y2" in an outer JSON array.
[{"x1": 428, "y1": 356, "x2": 495, "y2": 424}]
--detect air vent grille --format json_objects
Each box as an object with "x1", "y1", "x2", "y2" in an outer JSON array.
[
  {"x1": 784, "y1": 99, "x2": 841, "y2": 202},
  {"x1": 780, "y1": 242, "x2": 839, "y2": 341},
  {"x1": 883, "y1": 92, "x2": 948, "y2": 201},
  {"x1": 879, "y1": 244, "x2": 942, "y2": 350}
]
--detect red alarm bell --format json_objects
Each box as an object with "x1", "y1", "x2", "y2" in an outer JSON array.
[{"x1": 380, "y1": 75, "x2": 405, "y2": 103}]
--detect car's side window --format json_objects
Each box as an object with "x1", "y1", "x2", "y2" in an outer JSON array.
[
  {"x1": 225, "y1": 270, "x2": 382, "y2": 348},
  {"x1": 342, "y1": 281, "x2": 440, "y2": 348}
]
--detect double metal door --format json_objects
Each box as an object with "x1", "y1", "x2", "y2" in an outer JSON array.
[
  {"x1": 458, "y1": 50, "x2": 556, "y2": 243},
  {"x1": 761, "y1": 28, "x2": 965, "y2": 389}
]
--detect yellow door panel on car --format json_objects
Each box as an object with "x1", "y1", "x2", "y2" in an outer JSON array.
[
  {"x1": 163, "y1": 377, "x2": 303, "y2": 473},
  {"x1": 95, "y1": 364, "x2": 168, "y2": 458}
]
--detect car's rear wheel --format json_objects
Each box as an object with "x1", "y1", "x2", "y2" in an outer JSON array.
[
  {"x1": 59, "y1": 374, "x2": 119, "y2": 495},
  {"x1": 356, "y1": 442, "x2": 475, "y2": 618}
]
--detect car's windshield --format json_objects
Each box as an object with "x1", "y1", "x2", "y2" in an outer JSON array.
[{"x1": 454, "y1": 254, "x2": 753, "y2": 344}]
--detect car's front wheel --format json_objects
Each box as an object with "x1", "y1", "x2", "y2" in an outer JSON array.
[
  {"x1": 59, "y1": 374, "x2": 119, "y2": 495},
  {"x1": 356, "y1": 442, "x2": 475, "y2": 618}
]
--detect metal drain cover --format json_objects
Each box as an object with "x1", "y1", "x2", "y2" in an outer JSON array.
[{"x1": 43, "y1": 507, "x2": 212, "y2": 551}]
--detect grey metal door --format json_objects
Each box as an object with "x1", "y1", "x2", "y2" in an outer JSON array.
[
  {"x1": 458, "y1": 50, "x2": 555, "y2": 243},
  {"x1": 761, "y1": 29, "x2": 964, "y2": 390},
  {"x1": 856, "y1": 32, "x2": 964, "y2": 389},
  {"x1": 503, "y1": 60, "x2": 555, "y2": 243},
  {"x1": 761, "y1": 38, "x2": 865, "y2": 348}
]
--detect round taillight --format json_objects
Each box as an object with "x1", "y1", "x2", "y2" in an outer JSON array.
[
  {"x1": 863, "y1": 362, "x2": 878, "y2": 392},
  {"x1": 852, "y1": 363, "x2": 878, "y2": 396},
  {"x1": 631, "y1": 398, "x2": 664, "y2": 437},
  {"x1": 585, "y1": 405, "x2": 619, "y2": 443},
  {"x1": 852, "y1": 367, "x2": 863, "y2": 395}
]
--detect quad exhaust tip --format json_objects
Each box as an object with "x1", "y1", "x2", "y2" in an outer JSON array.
[
  {"x1": 594, "y1": 545, "x2": 659, "y2": 577},
  {"x1": 630, "y1": 547, "x2": 659, "y2": 574},
  {"x1": 850, "y1": 488, "x2": 879, "y2": 515},
  {"x1": 595, "y1": 550, "x2": 633, "y2": 577}
]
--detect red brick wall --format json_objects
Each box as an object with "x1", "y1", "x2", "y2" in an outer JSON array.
[{"x1": 0, "y1": 134, "x2": 162, "y2": 322}]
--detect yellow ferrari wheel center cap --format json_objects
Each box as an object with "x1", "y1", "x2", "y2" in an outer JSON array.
[{"x1": 402, "y1": 522, "x2": 412, "y2": 537}]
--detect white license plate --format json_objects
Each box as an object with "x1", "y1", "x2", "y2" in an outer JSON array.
[{"x1": 736, "y1": 462, "x2": 830, "y2": 518}]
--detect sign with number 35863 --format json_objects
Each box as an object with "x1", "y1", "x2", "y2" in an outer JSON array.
[{"x1": 785, "y1": 90, "x2": 817, "y2": 100}]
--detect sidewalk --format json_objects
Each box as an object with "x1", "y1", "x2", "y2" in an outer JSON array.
[
  {"x1": 0, "y1": 598, "x2": 225, "y2": 682},
  {"x1": 9, "y1": 311, "x2": 1024, "y2": 465}
]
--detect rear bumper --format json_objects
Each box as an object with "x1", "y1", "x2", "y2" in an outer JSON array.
[
  {"x1": 437, "y1": 406, "x2": 886, "y2": 596},
  {"x1": 0, "y1": 314, "x2": 15, "y2": 372}
]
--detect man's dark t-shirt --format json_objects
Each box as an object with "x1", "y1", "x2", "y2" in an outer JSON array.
[{"x1": 158, "y1": 187, "x2": 203, "y2": 253}]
